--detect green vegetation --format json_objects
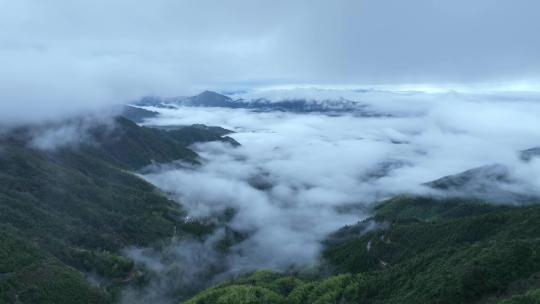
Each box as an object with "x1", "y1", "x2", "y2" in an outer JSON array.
[
  {"x1": 185, "y1": 196, "x2": 540, "y2": 304},
  {"x1": 120, "y1": 105, "x2": 159, "y2": 123},
  {"x1": 499, "y1": 289, "x2": 540, "y2": 304},
  {"x1": 0, "y1": 228, "x2": 110, "y2": 304},
  {"x1": 164, "y1": 125, "x2": 240, "y2": 147},
  {"x1": 0, "y1": 116, "x2": 237, "y2": 303},
  {"x1": 86, "y1": 116, "x2": 199, "y2": 169}
]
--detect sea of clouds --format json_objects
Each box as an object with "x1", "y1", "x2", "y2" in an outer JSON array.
[{"x1": 122, "y1": 89, "x2": 540, "y2": 303}]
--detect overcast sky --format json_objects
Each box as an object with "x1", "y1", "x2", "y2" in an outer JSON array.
[{"x1": 1, "y1": 0, "x2": 539, "y2": 121}]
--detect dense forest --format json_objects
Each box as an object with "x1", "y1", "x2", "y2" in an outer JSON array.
[
  {"x1": 0, "y1": 113, "x2": 238, "y2": 303},
  {"x1": 187, "y1": 196, "x2": 540, "y2": 304}
]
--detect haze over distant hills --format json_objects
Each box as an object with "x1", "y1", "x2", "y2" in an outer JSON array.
[{"x1": 135, "y1": 90, "x2": 380, "y2": 115}]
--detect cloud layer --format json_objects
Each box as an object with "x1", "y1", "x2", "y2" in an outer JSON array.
[
  {"x1": 1, "y1": 0, "x2": 540, "y2": 122},
  {"x1": 135, "y1": 90, "x2": 540, "y2": 284}
]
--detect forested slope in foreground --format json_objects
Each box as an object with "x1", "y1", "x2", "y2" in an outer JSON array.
[
  {"x1": 186, "y1": 195, "x2": 540, "y2": 304},
  {"x1": 0, "y1": 116, "x2": 237, "y2": 303}
]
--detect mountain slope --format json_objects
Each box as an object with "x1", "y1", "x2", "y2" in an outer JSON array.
[
  {"x1": 163, "y1": 124, "x2": 240, "y2": 147},
  {"x1": 120, "y1": 105, "x2": 159, "y2": 123},
  {"x1": 185, "y1": 91, "x2": 236, "y2": 107},
  {"x1": 521, "y1": 147, "x2": 540, "y2": 162},
  {"x1": 136, "y1": 91, "x2": 374, "y2": 114},
  {"x1": 0, "y1": 116, "x2": 237, "y2": 303},
  {"x1": 0, "y1": 228, "x2": 110, "y2": 303},
  {"x1": 425, "y1": 162, "x2": 540, "y2": 204},
  {"x1": 185, "y1": 195, "x2": 540, "y2": 304}
]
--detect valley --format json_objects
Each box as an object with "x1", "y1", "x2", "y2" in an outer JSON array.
[
  {"x1": 2, "y1": 91, "x2": 540, "y2": 303},
  {"x1": 2, "y1": 1, "x2": 539, "y2": 303}
]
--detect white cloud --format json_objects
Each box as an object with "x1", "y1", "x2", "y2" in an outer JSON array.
[
  {"x1": 1, "y1": 0, "x2": 539, "y2": 122},
  {"x1": 139, "y1": 89, "x2": 540, "y2": 275}
]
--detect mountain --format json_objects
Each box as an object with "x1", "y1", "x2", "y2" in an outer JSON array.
[
  {"x1": 184, "y1": 90, "x2": 235, "y2": 107},
  {"x1": 186, "y1": 195, "x2": 540, "y2": 304},
  {"x1": 135, "y1": 91, "x2": 377, "y2": 114},
  {"x1": 521, "y1": 147, "x2": 540, "y2": 162},
  {"x1": 164, "y1": 125, "x2": 240, "y2": 147},
  {"x1": 134, "y1": 96, "x2": 185, "y2": 108},
  {"x1": 0, "y1": 228, "x2": 111, "y2": 303},
  {"x1": 423, "y1": 161, "x2": 540, "y2": 204},
  {"x1": 148, "y1": 123, "x2": 240, "y2": 147},
  {"x1": 0, "y1": 116, "x2": 238, "y2": 303},
  {"x1": 182, "y1": 149, "x2": 540, "y2": 304},
  {"x1": 120, "y1": 105, "x2": 159, "y2": 123}
]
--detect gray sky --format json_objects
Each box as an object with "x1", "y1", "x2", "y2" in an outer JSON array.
[{"x1": 1, "y1": 0, "x2": 539, "y2": 121}]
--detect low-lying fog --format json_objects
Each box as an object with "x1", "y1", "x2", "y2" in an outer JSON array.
[{"x1": 124, "y1": 89, "x2": 540, "y2": 302}]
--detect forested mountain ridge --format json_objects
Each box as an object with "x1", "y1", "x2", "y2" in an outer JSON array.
[
  {"x1": 186, "y1": 195, "x2": 540, "y2": 304},
  {"x1": 0, "y1": 115, "x2": 237, "y2": 303},
  {"x1": 120, "y1": 105, "x2": 160, "y2": 123},
  {"x1": 179, "y1": 143, "x2": 540, "y2": 304}
]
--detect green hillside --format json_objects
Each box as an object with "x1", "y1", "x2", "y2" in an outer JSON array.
[
  {"x1": 0, "y1": 228, "x2": 110, "y2": 303},
  {"x1": 185, "y1": 196, "x2": 540, "y2": 304},
  {"x1": 0, "y1": 116, "x2": 236, "y2": 303}
]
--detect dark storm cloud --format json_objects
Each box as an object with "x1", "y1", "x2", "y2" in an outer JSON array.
[{"x1": 0, "y1": 0, "x2": 539, "y2": 122}]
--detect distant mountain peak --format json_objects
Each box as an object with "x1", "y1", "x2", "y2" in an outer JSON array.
[
  {"x1": 198, "y1": 90, "x2": 229, "y2": 97},
  {"x1": 134, "y1": 90, "x2": 384, "y2": 115},
  {"x1": 186, "y1": 90, "x2": 233, "y2": 107},
  {"x1": 193, "y1": 90, "x2": 231, "y2": 101}
]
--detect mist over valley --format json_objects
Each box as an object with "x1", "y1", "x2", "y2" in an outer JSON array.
[{"x1": 2, "y1": 1, "x2": 540, "y2": 303}]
